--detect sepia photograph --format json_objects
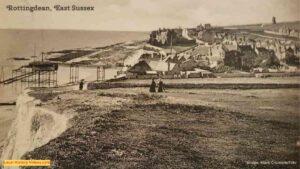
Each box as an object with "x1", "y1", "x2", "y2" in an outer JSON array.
[{"x1": 0, "y1": 0, "x2": 299, "y2": 168}]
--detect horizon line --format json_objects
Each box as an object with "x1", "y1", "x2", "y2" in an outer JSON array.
[{"x1": 0, "y1": 20, "x2": 299, "y2": 32}]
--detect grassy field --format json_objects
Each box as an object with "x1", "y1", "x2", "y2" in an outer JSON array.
[{"x1": 21, "y1": 88, "x2": 299, "y2": 169}]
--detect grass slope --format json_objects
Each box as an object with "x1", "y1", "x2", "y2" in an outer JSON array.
[{"x1": 21, "y1": 90, "x2": 299, "y2": 169}]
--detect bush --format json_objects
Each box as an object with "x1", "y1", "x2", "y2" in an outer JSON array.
[
  {"x1": 133, "y1": 93, "x2": 164, "y2": 101},
  {"x1": 285, "y1": 54, "x2": 300, "y2": 66},
  {"x1": 213, "y1": 65, "x2": 234, "y2": 73}
]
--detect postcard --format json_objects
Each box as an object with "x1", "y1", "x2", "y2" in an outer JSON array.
[{"x1": 0, "y1": 0, "x2": 299, "y2": 168}]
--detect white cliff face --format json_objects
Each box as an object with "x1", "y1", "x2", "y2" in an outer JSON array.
[{"x1": 1, "y1": 90, "x2": 70, "y2": 169}]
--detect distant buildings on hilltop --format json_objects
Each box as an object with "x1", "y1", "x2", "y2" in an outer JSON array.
[
  {"x1": 149, "y1": 28, "x2": 196, "y2": 47},
  {"x1": 265, "y1": 27, "x2": 300, "y2": 38},
  {"x1": 134, "y1": 22, "x2": 300, "y2": 79}
]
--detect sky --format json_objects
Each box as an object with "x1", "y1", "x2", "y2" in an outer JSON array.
[{"x1": 0, "y1": 0, "x2": 299, "y2": 31}]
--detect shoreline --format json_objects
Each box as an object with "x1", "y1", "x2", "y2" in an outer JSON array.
[{"x1": 0, "y1": 39, "x2": 147, "y2": 157}]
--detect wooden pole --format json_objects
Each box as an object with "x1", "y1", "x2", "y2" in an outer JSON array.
[
  {"x1": 76, "y1": 66, "x2": 79, "y2": 82},
  {"x1": 170, "y1": 33, "x2": 173, "y2": 55},
  {"x1": 70, "y1": 66, "x2": 72, "y2": 83},
  {"x1": 103, "y1": 67, "x2": 105, "y2": 81},
  {"x1": 48, "y1": 71, "x2": 51, "y2": 87},
  {"x1": 38, "y1": 71, "x2": 40, "y2": 87},
  {"x1": 97, "y1": 67, "x2": 99, "y2": 81},
  {"x1": 55, "y1": 71, "x2": 57, "y2": 87}
]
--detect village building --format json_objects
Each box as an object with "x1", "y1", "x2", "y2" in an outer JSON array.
[
  {"x1": 126, "y1": 60, "x2": 158, "y2": 79},
  {"x1": 165, "y1": 54, "x2": 180, "y2": 64},
  {"x1": 163, "y1": 48, "x2": 177, "y2": 56},
  {"x1": 222, "y1": 36, "x2": 238, "y2": 51},
  {"x1": 196, "y1": 24, "x2": 205, "y2": 31},
  {"x1": 207, "y1": 44, "x2": 225, "y2": 67},
  {"x1": 190, "y1": 45, "x2": 209, "y2": 60},
  {"x1": 139, "y1": 52, "x2": 164, "y2": 62},
  {"x1": 275, "y1": 46, "x2": 286, "y2": 60},
  {"x1": 255, "y1": 47, "x2": 271, "y2": 56},
  {"x1": 238, "y1": 45, "x2": 254, "y2": 54},
  {"x1": 148, "y1": 60, "x2": 177, "y2": 76},
  {"x1": 267, "y1": 43, "x2": 277, "y2": 52},
  {"x1": 182, "y1": 29, "x2": 193, "y2": 40},
  {"x1": 224, "y1": 44, "x2": 238, "y2": 51},
  {"x1": 265, "y1": 26, "x2": 300, "y2": 38},
  {"x1": 178, "y1": 59, "x2": 199, "y2": 72},
  {"x1": 156, "y1": 31, "x2": 168, "y2": 45},
  {"x1": 290, "y1": 29, "x2": 300, "y2": 38},
  {"x1": 183, "y1": 68, "x2": 214, "y2": 78},
  {"x1": 204, "y1": 24, "x2": 212, "y2": 29}
]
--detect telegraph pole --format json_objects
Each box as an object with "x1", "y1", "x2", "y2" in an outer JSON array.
[
  {"x1": 41, "y1": 52, "x2": 44, "y2": 62},
  {"x1": 170, "y1": 32, "x2": 173, "y2": 55},
  {"x1": 168, "y1": 32, "x2": 173, "y2": 73}
]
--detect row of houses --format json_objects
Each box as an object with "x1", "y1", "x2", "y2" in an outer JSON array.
[
  {"x1": 122, "y1": 58, "x2": 213, "y2": 79},
  {"x1": 186, "y1": 24, "x2": 300, "y2": 62},
  {"x1": 124, "y1": 25, "x2": 299, "y2": 79},
  {"x1": 166, "y1": 44, "x2": 225, "y2": 68},
  {"x1": 214, "y1": 35, "x2": 300, "y2": 61},
  {"x1": 264, "y1": 27, "x2": 300, "y2": 38},
  {"x1": 120, "y1": 41, "x2": 299, "y2": 79}
]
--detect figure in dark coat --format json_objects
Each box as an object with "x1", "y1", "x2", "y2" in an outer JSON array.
[
  {"x1": 149, "y1": 78, "x2": 156, "y2": 93},
  {"x1": 79, "y1": 79, "x2": 84, "y2": 90},
  {"x1": 158, "y1": 79, "x2": 164, "y2": 92}
]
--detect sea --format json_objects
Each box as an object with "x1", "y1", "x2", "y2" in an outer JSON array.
[{"x1": 0, "y1": 29, "x2": 148, "y2": 153}]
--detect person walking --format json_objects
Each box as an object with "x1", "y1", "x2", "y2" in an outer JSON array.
[
  {"x1": 158, "y1": 79, "x2": 165, "y2": 93},
  {"x1": 79, "y1": 79, "x2": 84, "y2": 90},
  {"x1": 149, "y1": 78, "x2": 156, "y2": 93}
]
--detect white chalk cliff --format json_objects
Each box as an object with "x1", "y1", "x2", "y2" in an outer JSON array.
[{"x1": 1, "y1": 90, "x2": 70, "y2": 169}]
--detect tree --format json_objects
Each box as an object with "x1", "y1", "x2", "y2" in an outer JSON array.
[
  {"x1": 240, "y1": 51, "x2": 257, "y2": 71},
  {"x1": 255, "y1": 51, "x2": 280, "y2": 68},
  {"x1": 285, "y1": 53, "x2": 300, "y2": 66},
  {"x1": 224, "y1": 51, "x2": 242, "y2": 69}
]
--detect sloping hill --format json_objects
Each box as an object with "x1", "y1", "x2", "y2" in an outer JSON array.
[{"x1": 225, "y1": 21, "x2": 300, "y2": 31}]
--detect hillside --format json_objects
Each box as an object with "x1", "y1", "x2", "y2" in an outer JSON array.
[
  {"x1": 225, "y1": 21, "x2": 300, "y2": 31},
  {"x1": 20, "y1": 88, "x2": 299, "y2": 169}
]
